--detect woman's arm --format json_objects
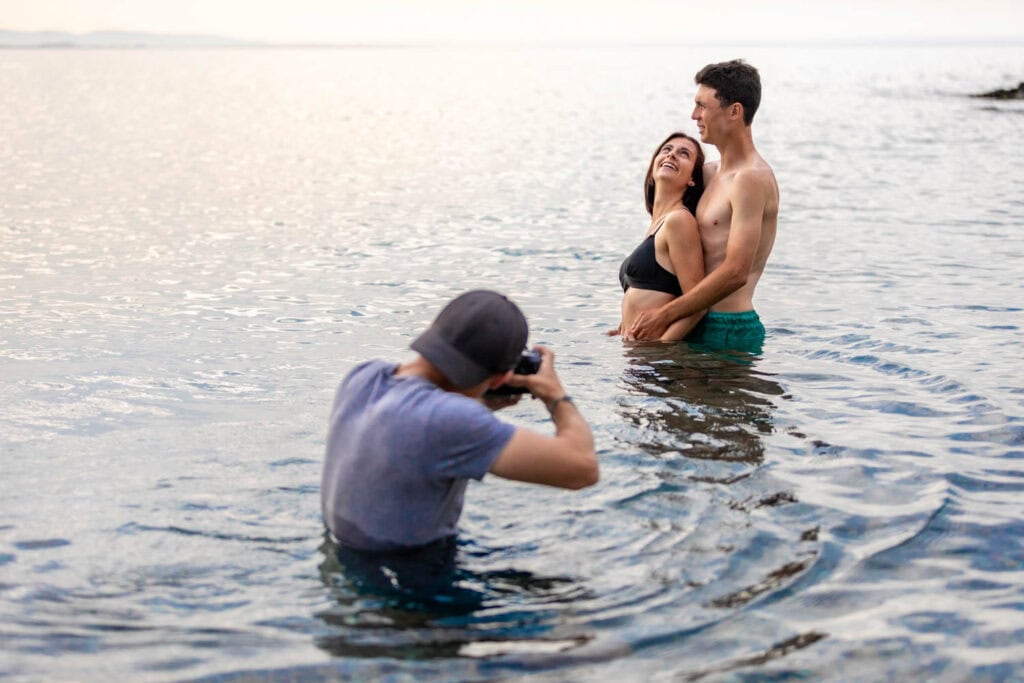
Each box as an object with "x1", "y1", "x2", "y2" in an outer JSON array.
[{"x1": 656, "y1": 210, "x2": 706, "y2": 341}]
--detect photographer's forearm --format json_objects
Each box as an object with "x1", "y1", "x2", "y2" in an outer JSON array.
[
  {"x1": 544, "y1": 396, "x2": 597, "y2": 489},
  {"x1": 547, "y1": 396, "x2": 594, "y2": 454},
  {"x1": 524, "y1": 347, "x2": 595, "y2": 466}
]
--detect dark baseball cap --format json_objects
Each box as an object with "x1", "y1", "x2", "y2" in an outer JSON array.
[{"x1": 411, "y1": 290, "x2": 529, "y2": 389}]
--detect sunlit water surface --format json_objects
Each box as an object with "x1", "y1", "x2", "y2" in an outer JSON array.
[{"x1": 2, "y1": 45, "x2": 1023, "y2": 681}]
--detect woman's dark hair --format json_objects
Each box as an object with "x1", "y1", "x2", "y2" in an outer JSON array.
[{"x1": 644, "y1": 132, "x2": 705, "y2": 216}]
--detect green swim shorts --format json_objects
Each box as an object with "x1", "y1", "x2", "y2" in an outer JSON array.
[{"x1": 685, "y1": 310, "x2": 765, "y2": 354}]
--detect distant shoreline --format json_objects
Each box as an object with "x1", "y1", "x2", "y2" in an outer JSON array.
[
  {"x1": 4, "y1": 41, "x2": 1024, "y2": 50},
  {"x1": 0, "y1": 29, "x2": 1022, "y2": 50}
]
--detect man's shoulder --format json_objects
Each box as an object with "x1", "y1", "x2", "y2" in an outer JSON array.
[
  {"x1": 338, "y1": 359, "x2": 393, "y2": 391},
  {"x1": 415, "y1": 392, "x2": 511, "y2": 457},
  {"x1": 379, "y1": 379, "x2": 493, "y2": 425},
  {"x1": 345, "y1": 358, "x2": 392, "y2": 377},
  {"x1": 728, "y1": 163, "x2": 778, "y2": 198},
  {"x1": 426, "y1": 391, "x2": 497, "y2": 424}
]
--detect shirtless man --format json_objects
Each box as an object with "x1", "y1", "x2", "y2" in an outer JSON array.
[{"x1": 628, "y1": 59, "x2": 778, "y2": 353}]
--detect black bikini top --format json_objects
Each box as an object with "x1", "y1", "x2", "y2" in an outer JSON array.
[{"x1": 619, "y1": 219, "x2": 683, "y2": 296}]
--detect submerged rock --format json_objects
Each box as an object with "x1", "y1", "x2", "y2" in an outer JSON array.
[{"x1": 973, "y1": 82, "x2": 1024, "y2": 100}]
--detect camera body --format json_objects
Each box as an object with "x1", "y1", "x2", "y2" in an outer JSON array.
[{"x1": 485, "y1": 350, "x2": 542, "y2": 396}]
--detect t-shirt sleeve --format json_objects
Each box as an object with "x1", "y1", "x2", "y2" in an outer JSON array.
[{"x1": 428, "y1": 396, "x2": 516, "y2": 481}]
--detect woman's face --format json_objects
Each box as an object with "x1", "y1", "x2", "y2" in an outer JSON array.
[{"x1": 652, "y1": 137, "x2": 699, "y2": 188}]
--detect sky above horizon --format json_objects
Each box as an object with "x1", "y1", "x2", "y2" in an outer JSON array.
[{"x1": 1, "y1": 0, "x2": 1021, "y2": 44}]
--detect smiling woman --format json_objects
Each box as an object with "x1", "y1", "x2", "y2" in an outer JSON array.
[{"x1": 613, "y1": 132, "x2": 707, "y2": 342}]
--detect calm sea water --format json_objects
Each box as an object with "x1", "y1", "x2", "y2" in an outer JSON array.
[{"x1": 2, "y1": 44, "x2": 1023, "y2": 681}]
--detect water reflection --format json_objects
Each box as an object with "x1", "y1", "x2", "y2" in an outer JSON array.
[
  {"x1": 318, "y1": 534, "x2": 482, "y2": 617},
  {"x1": 612, "y1": 342, "x2": 822, "y2": 619},
  {"x1": 619, "y1": 343, "x2": 784, "y2": 466},
  {"x1": 314, "y1": 534, "x2": 593, "y2": 661}
]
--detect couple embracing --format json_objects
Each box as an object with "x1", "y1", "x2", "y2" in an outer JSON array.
[{"x1": 614, "y1": 59, "x2": 779, "y2": 354}]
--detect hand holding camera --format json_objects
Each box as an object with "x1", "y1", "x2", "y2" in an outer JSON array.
[
  {"x1": 486, "y1": 345, "x2": 568, "y2": 407},
  {"x1": 485, "y1": 349, "x2": 542, "y2": 396}
]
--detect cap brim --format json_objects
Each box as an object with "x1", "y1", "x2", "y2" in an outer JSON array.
[{"x1": 411, "y1": 327, "x2": 493, "y2": 389}]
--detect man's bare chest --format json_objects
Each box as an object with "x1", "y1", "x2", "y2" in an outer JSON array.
[{"x1": 697, "y1": 184, "x2": 733, "y2": 247}]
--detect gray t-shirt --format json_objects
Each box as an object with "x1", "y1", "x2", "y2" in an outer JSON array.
[{"x1": 321, "y1": 360, "x2": 516, "y2": 551}]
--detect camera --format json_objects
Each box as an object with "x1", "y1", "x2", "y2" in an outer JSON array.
[{"x1": 485, "y1": 350, "x2": 542, "y2": 396}]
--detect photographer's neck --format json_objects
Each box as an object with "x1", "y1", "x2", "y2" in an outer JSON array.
[{"x1": 397, "y1": 356, "x2": 463, "y2": 394}]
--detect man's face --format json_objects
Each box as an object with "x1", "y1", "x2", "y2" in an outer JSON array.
[{"x1": 691, "y1": 85, "x2": 723, "y2": 144}]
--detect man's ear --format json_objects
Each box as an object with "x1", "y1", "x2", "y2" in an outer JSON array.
[
  {"x1": 488, "y1": 370, "x2": 513, "y2": 389},
  {"x1": 730, "y1": 102, "x2": 743, "y2": 120}
]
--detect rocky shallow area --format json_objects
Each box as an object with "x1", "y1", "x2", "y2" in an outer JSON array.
[{"x1": 973, "y1": 81, "x2": 1024, "y2": 99}]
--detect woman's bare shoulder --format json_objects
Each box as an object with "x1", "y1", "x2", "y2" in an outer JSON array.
[{"x1": 662, "y1": 208, "x2": 698, "y2": 232}]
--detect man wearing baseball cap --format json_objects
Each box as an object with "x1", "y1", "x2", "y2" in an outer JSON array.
[{"x1": 321, "y1": 290, "x2": 598, "y2": 554}]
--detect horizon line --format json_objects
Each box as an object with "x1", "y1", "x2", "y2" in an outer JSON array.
[
  {"x1": 4, "y1": 40, "x2": 1024, "y2": 50},
  {"x1": 1, "y1": 28, "x2": 1023, "y2": 49}
]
